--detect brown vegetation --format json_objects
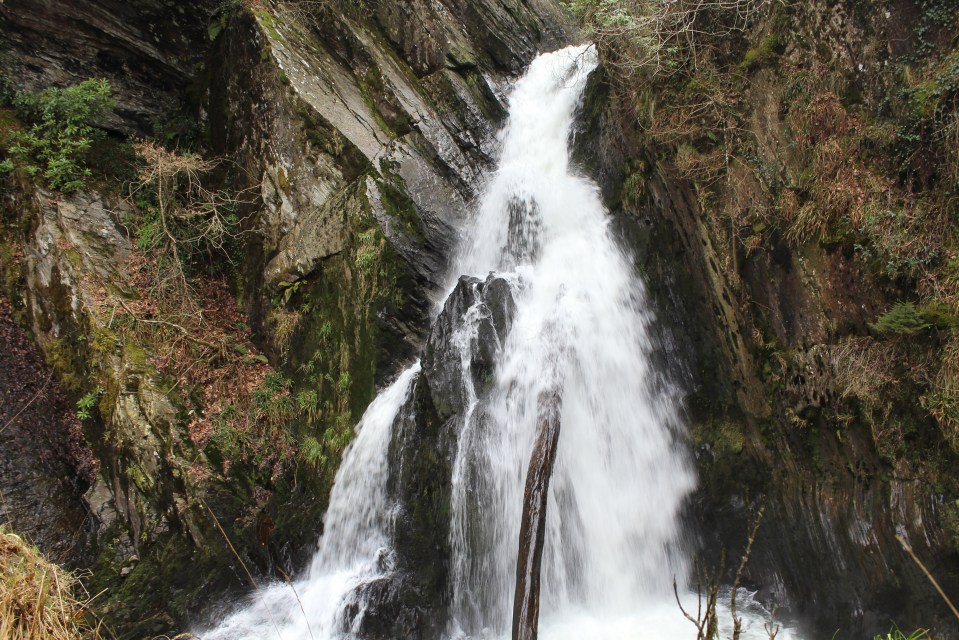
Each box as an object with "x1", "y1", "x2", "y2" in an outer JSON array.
[{"x1": 0, "y1": 528, "x2": 102, "y2": 640}]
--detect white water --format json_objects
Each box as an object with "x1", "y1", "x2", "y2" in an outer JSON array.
[
  {"x1": 447, "y1": 45, "x2": 694, "y2": 634},
  {"x1": 200, "y1": 45, "x2": 798, "y2": 640},
  {"x1": 202, "y1": 363, "x2": 420, "y2": 640}
]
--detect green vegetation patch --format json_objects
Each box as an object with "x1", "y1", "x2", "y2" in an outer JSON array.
[{"x1": 8, "y1": 79, "x2": 115, "y2": 192}]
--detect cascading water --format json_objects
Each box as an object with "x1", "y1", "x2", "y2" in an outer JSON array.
[
  {"x1": 447, "y1": 44, "x2": 695, "y2": 635},
  {"x1": 201, "y1": 45, "x2": 797, "y2": 640},
  {"x1": 201, "y1": 364, "x2": 421, "y2": 640}
]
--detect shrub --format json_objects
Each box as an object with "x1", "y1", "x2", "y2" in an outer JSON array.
[
  {"x1": 566, "y1": 0, "x2": 768, "y2": 77},
  {"x1": 8, "y1": 79, "x2": 114, "y2": 191},
  {"x1": 871, "y1": 303, "x2": 931, "y2": 335}
]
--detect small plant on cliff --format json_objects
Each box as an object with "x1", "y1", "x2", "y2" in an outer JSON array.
[
  {"x1": 870, "y1": 303, "x2": 931, "y2": 336},
  {"x1": 75, "y1": 386, "x2": 103, "y2": 421},
  {"x1": 8, "y1": 79, "x2": 114, "y2": 192}
]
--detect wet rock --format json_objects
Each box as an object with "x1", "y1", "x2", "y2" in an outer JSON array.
[
  {"x1": 422, "y1": 275, "x2": 516, "y2": 420},
  {"x1": 340, "y1": 574, "x2": 431, "y2": 640},
  {"x1": 341, "y1": 274, "x2": 517, "y2": 637},
  {"x1": 0, "y1": 0, "x2": 220, "y2": 133}
]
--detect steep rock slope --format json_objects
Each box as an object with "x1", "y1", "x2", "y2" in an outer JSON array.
[
  {"x1": 575, "y1": 0, "x2": 959, "y2": 635},
  {"x1": 0, "y1": 0, "x2": 571, "y2": 636}
]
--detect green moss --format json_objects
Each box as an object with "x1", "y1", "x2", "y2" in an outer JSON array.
[
  {"x1": 356, "y1": 66, "x2": 401, "y2": 139},
  {"x1": 905, "y1": 79, "x2": 941, "y2": 120},
  {"x1": 252, "y1": 8, "x2": 284, "y2": 43},
  {"x1": 0, "y1": 107, "x2": 19, "y2": 148},
  {"x1": 462, "y1": 71, "x2": 505, "y2": 122},
  {"x1": 89, "y1": 525, "x2": 236, "y2": 639},
  {"x1": 621, "y1": 160, "x2": 649, "y2": 209},
  {"x1": 125, "y1": 463, "x2": 156, "y2": 493},
  {"x1": 208, "y1": 13, "x2": 229, "y2": 42},
  {"x1": 445, "y1": 45, "x2": 477, "y2": 71},
  {"x1": 43, "y1": 336, "x2": 84, "y2": 392},
  {"x1": 942, "y1": 499, "x2": 959, "y2": 555},
  {"x1": 717, "y1": 420, "x2": 746, "y2": 455},
  {"x1": 375, "y1": 172, "x2": 424, "y2": 239},
  {"x1": 124, "y1": 339, "x2": 149, "y2": 366},
  {"x1": 740, "y1": 35, "x2": 782, "y2": 71},
  {"x1": 0, "y1": 237, "x2": 23, "y2": 299}
]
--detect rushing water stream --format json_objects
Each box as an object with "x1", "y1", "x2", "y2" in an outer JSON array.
[{"x1": 202, "y1": 45, "x2": 797, "y2": 640}]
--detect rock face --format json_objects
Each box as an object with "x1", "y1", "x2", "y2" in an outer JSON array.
[
  {"x1": 0, "y1": 0, "x2": 220, "y2": 133},
  {"x1": 0, "y1": 0, "x2": 570, "y2": 635},
  {"x1": 208, "y1": 0, "x2": 569, "y2": 371},
  {"x1": 9, "y1": 188, "x2": 225, "y2": 633},
  {"x1": 573, "y1": 7, "x2": 959, "y2": 632},
  {"x1": 334, "y1": 274, "x2": 516, "y2": 638}
]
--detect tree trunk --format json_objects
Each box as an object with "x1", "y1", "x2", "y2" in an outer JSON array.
[{"x1": 511, "y1": 389, "x2": 563, "y2": 640}]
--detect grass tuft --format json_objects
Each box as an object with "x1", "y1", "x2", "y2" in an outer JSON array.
[{"x1": 0, "y1": 527, "x2": 104, "y2": 639}]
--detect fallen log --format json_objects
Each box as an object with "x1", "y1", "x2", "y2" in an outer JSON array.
[{"x1": 511, "y1": 388, "x2": 563, "y2": 640}]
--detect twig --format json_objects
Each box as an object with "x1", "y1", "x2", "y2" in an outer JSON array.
[
  {"x1": 0, "y1": 370, "x2": 53, "y2": 435},
  {"x1": 204, "y1": 502, "x2": 259, "y2": 590},
  {"x1": 765, "y1": 605, "x2": 780, "y2": 639},
  {"x1": 731, "y1": 503, "x2": 766, "y2": 640},
  {"x1": 896, "y1": 534, "x2": 959, "y2": 622},
  {"x1": 674, "y1": 576, "x2": 704, "y2": 629},
  {"x1": 277, "y1": 568, "x2": 316, "y2": 640},
  {"x1": 116, "y1": 298, "x2": 220, "y2": 350}
]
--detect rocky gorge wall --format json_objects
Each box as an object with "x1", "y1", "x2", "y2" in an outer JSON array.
[
  {"x1": 573, "y1": 0, "x2": 959, "y2": 635},
  {"x1": 0, "y1": 0, "x2": 570, "y2": 636},
  {"x1": 1, "y1": 0, "x2": 958, "y2": 637}
]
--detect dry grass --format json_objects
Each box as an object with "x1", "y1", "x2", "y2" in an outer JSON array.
[{"x1": 0, "y1": 528, "x2": 104, "y2": 640}]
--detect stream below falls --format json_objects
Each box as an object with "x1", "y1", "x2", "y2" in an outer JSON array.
[{"x1": 200, "y1": 45, "x2": 802, "y2": 640}]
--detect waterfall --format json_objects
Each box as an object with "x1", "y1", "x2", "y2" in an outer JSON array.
[
  {"x1": 200, "y1": 45, "x2": 798, "y2": 640},
  {"x1": 447, "y1": 44, "x2": 696, "y2": 637},
  {"x1": 201, "y1": 364, "x2": 421, "y2": 640}
]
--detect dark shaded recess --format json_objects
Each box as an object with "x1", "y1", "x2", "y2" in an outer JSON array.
[
  {"x1": 0, "y1": 0, "x2": 220, "y2": 133},
  {"x1": 0, "y1": 297, "x2": 97, "y2": 564}
]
